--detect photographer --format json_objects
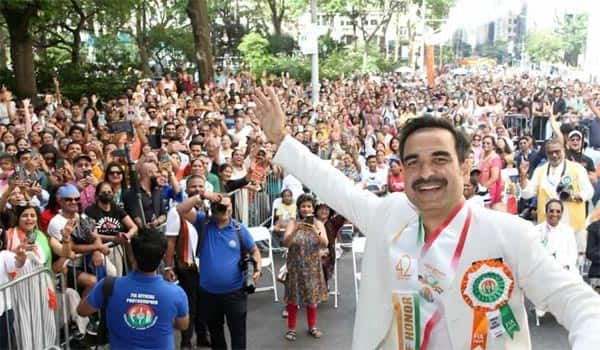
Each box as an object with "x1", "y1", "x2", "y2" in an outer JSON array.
[
  {"x1": 177, "y1": 194, "x2": 261, "y2": 350},
  {"x1": 520, "y1": 139, "x2": 594, "y2": 255}
]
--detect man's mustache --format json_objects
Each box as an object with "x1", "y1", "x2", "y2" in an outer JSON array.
[{"x1": 411, "y1": 176, "x2": 448, "y2": 191}]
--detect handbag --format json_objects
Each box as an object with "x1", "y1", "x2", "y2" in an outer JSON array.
[{"x1": 277, "y1": 265, "x2": 287, "y2": 284}]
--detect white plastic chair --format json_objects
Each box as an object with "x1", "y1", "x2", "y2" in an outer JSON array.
[
  {"x1": 248, "y1": 226, "x2": 279, "y2": 302},
  {"x1": 352, "y1": 237, "x2": 367, "y2": 305},
  {"x1": 328, "y1": 243, "x2": 344, "y2": 308}
]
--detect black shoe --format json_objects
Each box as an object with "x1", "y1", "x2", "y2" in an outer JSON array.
[{"x1": 197, "y1": 334, "x2": 211, "y2": 348}]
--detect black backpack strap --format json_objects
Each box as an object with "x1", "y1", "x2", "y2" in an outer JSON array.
[{"x1": 102, "y1": 276, "x2": 116, "y2": 301}]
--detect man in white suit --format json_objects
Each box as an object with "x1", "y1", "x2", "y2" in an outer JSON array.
[{"x1": 254, "y1": 88, "x2": 600, "y2": 350}]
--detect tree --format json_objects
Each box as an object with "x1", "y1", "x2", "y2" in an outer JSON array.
[
  {"x1": 556, "y1": 13, "x2": 588, "y2": 67},
  {"x1": 527, "y1": 31, "x2": 563, "y2": 63},
  {"x1": 1, "y1": 0, "x2": 40, "y2": 99},
  {"x1": 260, "y1": 0, "x2": 306, "y2": 36},
  {"x1": 187, "y1": 0, "x2": 214, "y2": 84},
  {"x1": 33, "y1": 0, "x2": 101, "y2": 66}
]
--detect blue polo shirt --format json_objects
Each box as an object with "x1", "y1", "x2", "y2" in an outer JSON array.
[
  {"x1": 195, "y1": 211, "x2": 255, "y2": 294},
  {"x1": 87, "y1": 273, "x2": 188, "y2": 350}
]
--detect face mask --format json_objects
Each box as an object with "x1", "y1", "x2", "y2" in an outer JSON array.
[{"x1": 97, "y1": 192, "x2": 113, "y2": 203}]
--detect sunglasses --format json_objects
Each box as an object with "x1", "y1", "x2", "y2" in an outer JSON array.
[
  {"x1": 108, "y1": 170, "x2": 123, "y2": 175},
  {"x1": 63, "y1": 197, "x2": 80, "y2": 203}
]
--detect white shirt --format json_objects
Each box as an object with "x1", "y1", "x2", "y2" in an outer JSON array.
[
  {"x1": 0, "y1": 250, "x2": 18, "y2": 315},
  {"x1": 535, "y1": 221, "x2": 578, "y2": 272},
  {"x1": 361, "y1": 167, "x2": 387, "y2": 192},
  {"x1": 466, "y1": 194, "x2": 485, "y2": 207},
  {"x1": 281, "y1": 174, "x2": 304, "y2": 200},
  {"x1": 165, "y1": 207, "x2": 199, "y2": 265},
  {"x1": 47, "y1": 213, "x2": 69, "y2": 241}
]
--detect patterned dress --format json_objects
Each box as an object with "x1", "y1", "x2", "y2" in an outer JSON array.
[{"x1": 285, "y1": 224, "x2": 328, "y2": 305}]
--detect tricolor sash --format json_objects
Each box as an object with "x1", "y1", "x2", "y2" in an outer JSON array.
[{"x1": 390, "y1": 201, "x2": 471, "y2": 350}]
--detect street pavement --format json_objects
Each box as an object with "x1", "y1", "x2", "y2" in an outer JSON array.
[{"x1": 245, "y1": 252, "x2": 570, "y2": 350}]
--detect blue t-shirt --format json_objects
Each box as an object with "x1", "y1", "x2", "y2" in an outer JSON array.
[
  {"x1": 87, "y1": 273, "x2": 188, "y2": 350},
  {"x1": 195, "y1": 211, "x2": 255, "y2": 294}
]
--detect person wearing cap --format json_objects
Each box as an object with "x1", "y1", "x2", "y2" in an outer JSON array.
[
  {"x1": 48, "y1": 184, "x2": 111, "y2": 297},
  {"x1": 70, "y1": 153, "x2": 98, "y2": 210},
  {"x1": 520, "y1": 138, "x2": 594, "y2": 255},
  {"x1": 566, "y1": 129, "x2": 595, "y2": 176}
]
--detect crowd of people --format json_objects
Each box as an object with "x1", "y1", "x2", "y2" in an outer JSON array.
[{"x1": 0, "y1": 63, "x2": 600, "y2": 349}]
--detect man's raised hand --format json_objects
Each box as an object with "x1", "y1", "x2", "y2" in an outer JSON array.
[{"x1": 253, "y1": 87, "x2": 286, "y2": 146}]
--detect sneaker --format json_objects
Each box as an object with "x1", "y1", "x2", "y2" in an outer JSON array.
[{"x1": 86, "y1": 320, "x2": 99, "y2": 336}]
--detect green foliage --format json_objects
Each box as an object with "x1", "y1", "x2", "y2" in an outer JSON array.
[
  {"x1": 555, "y1": 13, "x2": 588, "y2": 66},
  {"x1": 267, "y1": 34, "x2": 297, "y2": 55},
  {"x1": 238, "y1": 33, "x2": 273, "y2": 74},
  {"x1": 475, "y1": 41, "x2": 508, "y2": 63},
  {"x1": 527, "y1": 31, "x2": 564, "y2": 63}
]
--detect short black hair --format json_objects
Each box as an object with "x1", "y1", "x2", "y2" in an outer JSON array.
[
  {"x1": 398, "y1": 116, "x2": 470, "y2": 163},
  {"x1": 545, "y1": 198, "x2": 563, "y2": 214},
  {"x1": 366, "y1": 155, "x2": 377, "y2": 162},
  {"x1": 131, "y1": 227, "x2": 166, "y2": 273},
  {"x1": 296, "y1": 193, "x2": 316, "y2": 217}
]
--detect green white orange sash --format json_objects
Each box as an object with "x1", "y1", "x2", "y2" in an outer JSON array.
[
  {"x1": 460, "y1": 258, "x2": 520, "y2": 350},
  {"x1": 390, "y1": 201, "x2": 471, "y2": 350}
]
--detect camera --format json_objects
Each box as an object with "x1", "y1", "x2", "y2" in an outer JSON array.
[
  {"x1": 26, "y1": 230, "x2": 37, "y2": 244},
  {"x1": 108, "y1": 120, "x2": 134, "y2": 134},
  {"x1": 556, "y1": 184, "x2": 572, "y2": 201},
  {"x1": 83, "y1": 169, "x2": 92, "y2": 178},
  {"x1": 556, "y1": 176, "x2": 574, "y2": 201},
  {"x1": 239, "y1": 255, "x2": 257, "y2": 294}
]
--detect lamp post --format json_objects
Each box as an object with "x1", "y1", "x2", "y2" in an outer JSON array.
[{"x1": 310, "y1": 0, "x2": 319, "y2": 122}]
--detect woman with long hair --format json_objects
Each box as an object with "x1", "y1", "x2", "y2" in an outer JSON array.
[
  {"x1": 3, "y1": 204, "x2": 76, "y2": 349},
  {"x1": 85, "y1": 181, "x2": 137, "y2": 276},
  {"x1": 283, "y1": 194, "x2": 328, "y2": 341},
  {"x1": 104, "y1": 161, "x2": 128, "y2": 208},
  {"x1": 479, "y1": 135, "x2": 503, "y2": 206}
]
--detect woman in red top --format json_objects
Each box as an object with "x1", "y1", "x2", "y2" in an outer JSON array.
[
  {"x1": 478, "y1": 135, "x2": 503, "y2": 206},
  {"x1": 387, "y1": 159, "x2": 405, "y2": 193}
]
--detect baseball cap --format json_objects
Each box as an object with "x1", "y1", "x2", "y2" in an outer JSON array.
[
  {"x1": 568, "y1": 130, "x2": 583, "y2": 139},
  {"x1": 57, "y1": 184, "x2": 80, "y2": 198}
]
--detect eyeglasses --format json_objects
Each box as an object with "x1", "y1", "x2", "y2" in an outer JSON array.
[
  {"x1": 472, "y1": 138, "x2": 481, "y2": 142},
  {"x1": 63, "y1": 197, "x2": 80, "y2": 203},
  {"x1": 108, "y1": 170, "x2": 123, "y2": 175}
]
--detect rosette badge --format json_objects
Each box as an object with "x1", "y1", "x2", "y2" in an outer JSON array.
[{"x1": 460, "y1": 259, "x2": 520, "y2": 350}]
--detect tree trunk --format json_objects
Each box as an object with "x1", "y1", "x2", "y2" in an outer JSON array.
[
  {"x1": 187, "y1": 0, "x2": 214, "y2": 84},
  {"x1": 271, "y1": 13, "x2": 282, "y2": 36},
  {"x1": 135, "y1": 3, "x2": 151, "y2": 77},
  {"x1": 1, "y1": 4, "x2": 38, "y2": 99},
  {"x1": 0, "y1": 35, "x2": 7, "y2": 70},
  {"x1": 72, "y1": 30, "x2": 82, "y2": 66}
]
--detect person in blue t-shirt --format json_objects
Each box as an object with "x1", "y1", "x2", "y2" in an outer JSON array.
[
  {"x1": 178, "y1": 194, "x2": 261, "y2": 350},
  {"x1": 77, "y1": 227, "x2": 189, "y2": 350}
]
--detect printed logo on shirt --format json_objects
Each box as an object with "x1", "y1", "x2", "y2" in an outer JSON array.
[
  {"x1": 124, "y1": 293, "x2": 158, "y2": 330},
  {"x1": 96, "y1": 216, "x2": 121, "y2": 235}
]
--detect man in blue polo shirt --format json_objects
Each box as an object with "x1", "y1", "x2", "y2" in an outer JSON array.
[
  {"x1": 77, "y1": 227, "x2": 189, "y2": 349},
  {"x1": 178, "y1": 194, "x2": 261, "y2": 350}
]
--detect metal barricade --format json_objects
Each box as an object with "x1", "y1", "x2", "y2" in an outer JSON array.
[
  {"x1": 504, "y1": 113, "x2": 530, "y2": 139},
  {"x1": 0, "y1": 266, "x2": 68, "y2": 350},
  {"x1": 230, "y1": 188, "x2": 273, "y2": 227}
]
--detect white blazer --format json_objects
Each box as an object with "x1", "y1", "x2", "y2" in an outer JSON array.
[{"x1": 273, "y1": 135, "x2": 600, "y2": 350}]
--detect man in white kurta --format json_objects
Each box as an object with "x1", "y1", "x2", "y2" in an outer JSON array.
[{"x1": 254, "y1": 89, "x2": 600, "y2": 350}]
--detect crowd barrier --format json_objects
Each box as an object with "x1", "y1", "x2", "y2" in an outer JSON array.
[
  {"x1": 229, "y1": 174, "x2": 282, "y2": 227},
  {"x1": 0, "y1": 266, "x2": 67, "y2": 350}
]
